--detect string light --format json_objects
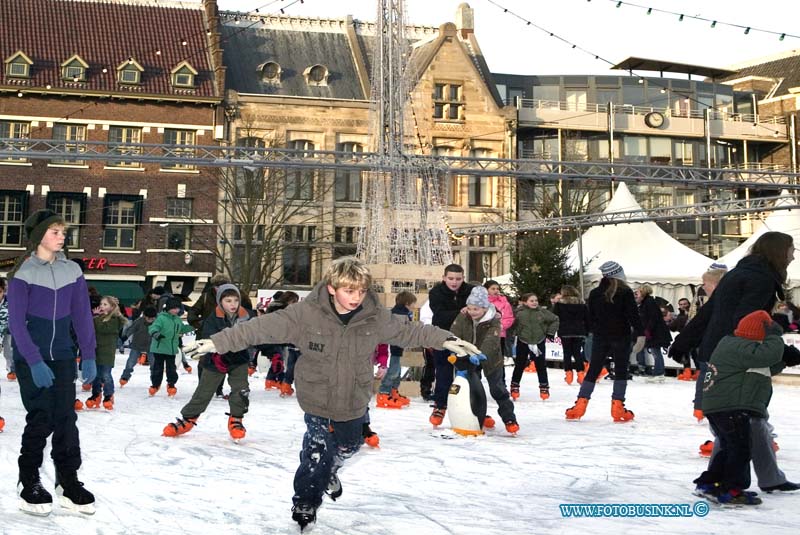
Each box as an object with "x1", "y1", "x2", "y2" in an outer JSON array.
[
  {"x1": 678, "y1": 14, "x2": 684, "y2": 22},
  {"x1": 646, "y1": 7, "x2": 652, "y2": 14},
  {"x1": 744, "y1": 27, "x2": 750, "y2": 35},
  {"x1": 711, "y1": 21, "x2": 716, "y2": 28}
]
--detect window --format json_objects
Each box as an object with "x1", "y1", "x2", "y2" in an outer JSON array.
[
  {"x1": 108, "y1": 126, "x2": 142, "y2": 167},
  {"x1": 432, "y1": 146, "x2": 459, "y2": 206},
  {"x1": 0, "y1": 120, "x2": 31, "y2": 162},
  {"x1": 649, "y1": 137, "x2": 672, "y2": 165},
  {"x1": 468, "y1": 176, "x2": 492, "y2": 207},
  {"x1": 234, "y1": 137, "x2": 266, "y2": 198},
  {"x1": 162, "y1": 129, "x2": 196, "y2": 170},
  {"x1": 335, "y1": 142, "x2": 363, "y2": 202},
  {"x1": 61, "y1": 56, "x2": 88, "y2": 81},
  {"x1": 119, "y1": 68, "x2": 140, "y2": 84},
  {"x1": 103, "y1": 197, "x2": 141, "y2": 249},
  {"x1": 673, "y1": 139, "x2": 694, "y2": 166},
  {"x1": 261, "y1": 61, "x2": 281, "y2": 82},
  {"x1": 433, "y1": 82, "x2": 464, "y2": 121},
  {"x1": 285, "y1": 140, "x2": 314, "y2": 200},
  {"x1": 233, "y1": 224, "x2": 265, "y2": 243},
  {"x1": 283, "y1": 247, "x2": 311, "y2": 285},
  {"x1": 166, "y1": 225, "x2": 190, "y2": 250},
  {"x1": 52, "y1": 123, "x2": 87, "y2": 165},
  {"x1": 5, "y1": 52, "x2": 32, "y2": 78},
  {"x1": 171, "y1": 61, "x2": 197, "y2": 88},
  {"x1": 334, "y1": 226, "x2": 358, "y2": 243},
  {"x1": 0, "y1": 191, "x2": 25, "y2": 246},
  {"x1": 565, "y1": 89, "x2": 587, "y2": 111},
  {"x1": 623, "y1": 136, "x2": 647, "y2": 164},
  {"x1": 166, "y1": 198, "x2": 192, "y2": 218},
  {"x1": 47, "y1": 193, "x2": 85, "y2": 248},
  {"x1": 305, "y1": 64, "x2": 328, "y2": 85},
  {"x1": 468, "y1": 251, "x2": 493, "y2": 282},
  {"x1": 284, "y1": 225, "x2": 316, "y2": 242}
]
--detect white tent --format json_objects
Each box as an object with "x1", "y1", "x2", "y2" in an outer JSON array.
[
  {"x1": 717, "y1": 190, "x2": 800, "y2": 300},
  {"x1": 565, "y1": 182, "x2": 714, "y2": 305}
]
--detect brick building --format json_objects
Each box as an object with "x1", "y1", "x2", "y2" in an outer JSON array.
[{"x1": 0, "y1": 0, "x2": 225, "y2": 303}]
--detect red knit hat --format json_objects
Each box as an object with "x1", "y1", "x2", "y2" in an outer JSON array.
[{"x1": 734, "y1": 310, "x2": 773, "y2": 341}]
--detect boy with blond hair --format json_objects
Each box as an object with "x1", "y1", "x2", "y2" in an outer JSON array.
[
  {"x1": 8, "y1": 210, "x2": 97, "y2": 515},
  {"x1": 185, "y1": 257, "x2": 479, "y2": 530}
]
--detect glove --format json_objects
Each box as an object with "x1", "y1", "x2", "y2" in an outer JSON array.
[
  {"x1": 631, "y1": 336, "x2": 646, "y2": 355},
  {"x1": 783, "y1": 344, "x2": 800, "y2": 367},
  {"x1": 81, "y1": 359, "x2": 97, "y2": 384},
  {"x1": 469, "y1": 353, "x2": 487, "y2": 366},
  {"x1": 528, "y1": 344, "x2": 541, "y2": 357},
  {"x1": 184, "y1": 339, "x2": 217, "y2": 360},
  {"x1": 152, "y1": 332, "x2": 164, "y2": 342},
  {"x1": 30, "y1": 361, "x2": 55, "y2": 389},
  {"x1": 442, "y1": 336, "x2": 481, "y2": 356}
]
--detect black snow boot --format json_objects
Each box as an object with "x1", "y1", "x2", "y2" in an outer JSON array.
[
  {"x1": 55, "y1": 472, "x2": 96, "y2": 515},
  {"x1": 18, "y1": 473, "x2": 53, "y2": 516},
  {"x1": 292, "y1": 503, "x2": 317, "y2": 530}
]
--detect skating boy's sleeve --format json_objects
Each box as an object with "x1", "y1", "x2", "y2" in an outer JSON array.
[
  {"x1": 210, "y1": 304, "x2": 301, "y2": 354},
  {"x1": 743, "y1": 332, "x2": 785, "y2": 369},
  {"x1": 70, "y1": 275, "x2": 96, "y2": 360},
  {"x1": 381, "y1": 314, "x2": 452, "y2": 350},
  {"x1": 7, "y1": 276, "x2": 44, "y2": 365}
]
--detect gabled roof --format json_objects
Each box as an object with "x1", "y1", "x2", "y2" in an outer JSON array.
[
  {"x1": 720, "y1": 51, "x2": 800, "y2": 98},
  {"x1": 0, "y1": 0, "x2": 219, "y2": 100}
]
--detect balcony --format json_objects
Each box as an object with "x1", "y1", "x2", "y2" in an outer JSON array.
[{"x1": 516, "y1": 99, "x2": 788, "y2": 142}]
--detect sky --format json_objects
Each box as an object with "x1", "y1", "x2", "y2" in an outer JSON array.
[{"x1": 215, "y1": 0, "x2": 800, "y2": 76}]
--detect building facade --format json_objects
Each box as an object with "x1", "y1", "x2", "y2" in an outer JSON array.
[
  {"x1": 219, "y1": 4, "x2": 516, "y2": 289},
  {"x1": 0, "y1": 0, "x2": 224, "y2": 302}
]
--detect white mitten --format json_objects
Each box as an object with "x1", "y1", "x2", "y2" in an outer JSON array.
[
  {"x1": 442, "y1": 337, "x2": 481, "y2": 356},
  {"x1": 184, "y1": 339, "x2": 217, "y2": 360}
]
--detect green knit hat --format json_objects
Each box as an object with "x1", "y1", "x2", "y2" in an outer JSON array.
[{"x1": 24, "y1": 209, "x2": 66, "y2": 249}]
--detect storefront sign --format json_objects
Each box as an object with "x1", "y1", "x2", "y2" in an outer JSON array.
[{"x1": 82, "y1": 257, "x2": 138, "y2": 270}]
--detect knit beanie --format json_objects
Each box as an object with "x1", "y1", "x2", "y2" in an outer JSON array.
[
  {"x1": 599, "y1": 260, "x2": 626, "y2": 281},
  {"x1": 149, "y1": 286, "x2": 166, "y2": 296},
  {"x1": 466, "y1": 286, "x2": 490, "y2": 309},
  {"x1": 734, "y1": 310, "x2": 772, "y2": 341},
  {"x1": 24, "y1": 209, "x2": 65, "y2": 249},
  {"x1": 142, "y1": 306, "x2": 157, "y2": 318}
]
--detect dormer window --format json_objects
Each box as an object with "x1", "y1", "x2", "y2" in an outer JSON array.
[
  {"x1": 117, "y1": 58, "x2": 144, "y2": 85},
  {"x1": 5, "y1": 51, "x2": 33, "y2": 78},
  {"x1": 61, "y1": 55, "x2": 88, "y2": 81},
  {"x1": 303, "y1": 64, "x2": 328, "y2": 86},
  {"x1": 260, "y1": 61, "x2": 281, "y2": 83},
  {"x1": 171, "y1": 61, "x2": 197, "y2": 88}
]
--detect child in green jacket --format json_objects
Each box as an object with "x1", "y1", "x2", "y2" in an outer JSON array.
[
  {"x1": 148, "y1": 296, "x2": 194, "y2": 397},
  {"x1": 693, "y1": 310, "x2": 784, "y2": 506},
  {"x1": 509, "y1": 293, "x2": 559, "y2": 400}
]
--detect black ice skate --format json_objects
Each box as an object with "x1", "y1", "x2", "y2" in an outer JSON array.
[
  {"x1": 325, "y1": 472, "x2": 342, "y2": 501},
  {"x1": 55, "y1": 473, "x2": 96, "y2": 515},
  {"x1": 17, "y1": 475, "x2": 53, "y2": 516},
  {"x1": 292, "y1": 503, "x2": 317, "y2": 531}
]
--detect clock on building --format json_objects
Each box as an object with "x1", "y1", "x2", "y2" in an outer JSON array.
[{"x1": 644, "y1": 111, "x2": 665, "y2": 128}]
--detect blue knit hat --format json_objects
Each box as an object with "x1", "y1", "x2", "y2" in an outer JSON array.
[
  {"x1": 599, "y1": 260, "x2": 626, "y2": 281},
  {"x1": 467, "y1": 286, "x2": 490, "y2": 308}
]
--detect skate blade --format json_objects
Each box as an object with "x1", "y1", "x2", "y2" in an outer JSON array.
[
  {"x1": 59, "y1": 496, "x2": 96, "y2": 515},
  {"x1": 18, "y1": 500, "x2": 52, "y2": 516}
]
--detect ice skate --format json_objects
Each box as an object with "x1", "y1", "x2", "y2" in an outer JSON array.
[
  {"x1": 363, "y1": 423, "x2": 380, "y2": 448},
  {"x1": 163, "y1": 416, "x2": 197, "y2": 437},
  {"x1": 55, "y1": 473, "x2": 95, "y2": 515},
  {"x1": 429, "y1": 408, "x2": 446, "y2": 427},
  {"x1": 564, "y1": 370, "x2": 574, "y2": 385},
  {"x1": 228, "y1": 415, "x2": 246, "y2": 442},
  {"x1": 483, "y1": 415, "x2": 496, "y2": 429},
  {"x1": 148, "y1": 385, "x2": 159, "y2": 396},
  {"x1": 17, "y1": 475, "x2": 52, "y2": 516},
  {"x1": 510, "y1": 382, "x2": 520, "y2": 401},
  {"x1": 102, "y1": 395, "x2": 114, "y2": 410},
  {"x1": 166, "y1": 384, "x2": 177, "y2": 397},
  {"x1": 85, "y1": 394, "x2": 101, "y2": 409},
  {"x1": 292, "y1": 503, "x2": 317, "y2": 531},
  {"x1": 611, "y1": 399, "x2": 634, "y2": 422},
  {"x1": 279, "y1": 382, "x2": 294, "y2": 397},
  {"x1": 565, "y1": 397, "x2": 589, "y2": 420},
  {"x1": 391, "y1": 388, "x2": 410, "y2": 406},
  {"x1": 504, "y1": 420, "x2": 519, "y2": 435},
  {"x1": 539, "y1": 384, "x2": 550, "y2": 400},
  {"x1": 325, "y1": 472, "x2": 342, "y2": 501},
  {"x1": 376, "y1": 392, "x2": 402, "y2": 409}
]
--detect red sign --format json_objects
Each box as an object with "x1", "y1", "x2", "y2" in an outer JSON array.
[{"x1": 81, "y1": 257, "x2": 138, "y2": 270}]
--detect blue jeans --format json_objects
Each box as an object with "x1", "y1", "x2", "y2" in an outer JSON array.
[
  {"x1": 378, "y1": 354, "x2": 402, "y2": 394},
  {"x1": 636, "y1": 347, "x2": 666, "y2": 376},
  {"x1": 293, "y1": 413, "x2": 364, "y2": 507},
  {"x1": 91, "y1": 364, "x2": 114, "y2": 397},
  {"x1": 120, "y1": 349, "x2": 150, "y2": 381},
  {"x1": 433, "y1": 349, "x2": 454, "y2": 409}
]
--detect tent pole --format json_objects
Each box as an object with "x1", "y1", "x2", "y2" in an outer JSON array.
[{"x1": 577, "y1": 225, "x2": 585, "y2": 299}]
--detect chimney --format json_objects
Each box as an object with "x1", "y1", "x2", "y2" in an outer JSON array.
[{"x1": 455, "y1": 3, "x2": 474, "y2": 38}]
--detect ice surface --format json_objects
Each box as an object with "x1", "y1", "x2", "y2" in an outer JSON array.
[{"x1": 1, "y1": 352, "x2": 799, "y2": 534}]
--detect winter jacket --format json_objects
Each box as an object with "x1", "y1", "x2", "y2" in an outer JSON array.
[
  {"x1": 449, "y1": 307, "x2": 503, "y2": 376},
  {"x1": 552, "y1": 301, "x2": 590, "y2": 338},
  {"x1": 699, "y1": 255, "x2": 784, "y2": 363},
  {"x1": 94, "y1": 315, "x2": 128, "y2": 367},
  {"x1": 488, "y1": 294, "x2": 514, "y2": 338},
  {"x1": 148, "y1": 311, "x2": 194, "y2": 355},
  {"x1": 124, "y1": 316, "x2": 154, "y2": 354},
  {"x1": 510, "y1": 306, "x2": 559, "y2": 345},
  {"x1": 210, "y1": 281, "x2": 454, "y2": 421},
  {"x1": 187, "y1": 283, "x2": 253, "y2": 331},
  {"x1": 639, "y1": 295, "x2": 671, "y2": 348},
  {"x1": 701, "y1": 329, "x2": 785, "y2": 417},
  {"x1": 389, "y1": 304, "x2": 413, "y2": 357},
  {"x1": 201, "y1": 287, "x2": 254, "y2": 372},
  {"x1": 586, "y1": 281, "x2": 643, "y2": 340},
  {"x1": 8, "y1": 251, "x2": 96, "y2": 365},
  {"x1": 429, "y1": 281, "x2": 475, "y2": 330}
]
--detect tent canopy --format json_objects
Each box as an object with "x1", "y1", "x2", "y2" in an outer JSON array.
[{"x1": 565, "y1": 182, "x2": 714, "y2": 303}]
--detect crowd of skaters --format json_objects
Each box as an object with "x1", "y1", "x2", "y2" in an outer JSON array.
[{"x1": 1, "y1": 210, "x2": 800, "y2": 525}]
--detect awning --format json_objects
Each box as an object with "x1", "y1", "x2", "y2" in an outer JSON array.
[{"x1": 86, "y1": 280, "x2": 144, "y2": 306}]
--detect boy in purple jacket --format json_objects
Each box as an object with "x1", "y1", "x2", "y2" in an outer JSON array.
[{"x1": 8, "y1": 210, "x2": 98, "y2": 516}]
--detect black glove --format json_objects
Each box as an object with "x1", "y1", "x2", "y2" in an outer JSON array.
[
  {"x1": 152, "y1": 332, "x2": 164, "y2": 342},
  {"x1": 766, "y1": 321, "x2": 784, "y2": 338},
  {"x1": 783, "y1": 344, "x2": 800, "y2": 367}
]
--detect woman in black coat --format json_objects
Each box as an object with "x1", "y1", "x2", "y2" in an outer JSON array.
[{"x1": 634, "y1": 285, "x2": 672, "y2": 378}]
